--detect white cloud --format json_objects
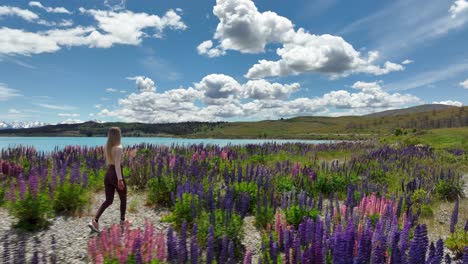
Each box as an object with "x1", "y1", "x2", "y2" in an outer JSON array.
[
  {"x1": 60, "y1": 119, "x2": 84, "y2": 124},
  {"x1": 58, "y1": 113, "x2": 80, "y2": 117},
  {"x1": 94, "y1": 104, "x2": 102, "y2": 109},
  {"x1": 194, "y1": 74, "x2": 242, "y2": 103},
  {"x1": 0, "y1": 5, "x2": 39, "y2": 21},
  {"x1": 0, "y1": 83, "x2": 22, "y2": 101},
  {"x1": 104, "y1": 0, "x2": 126, "y2": 12},
  {"x1": 242, "y1": 79, "x2": 299, "y2": 100},
  {"x1": 28, "y1": 1, "x2": 72, "y2": 14},
  {"x1": 37, "y1": 19, "x2": 73, "y2": 27},
  {"x1": 450, "y1": 0, "x2": 468, "y2": 18},
  {"x1": 197, "y1": 40, "x2": 226, "y2": 57},
  {"x1": 127, "y1": 76, "x2": 156, "y2": 92},
  {"x1": 38, "y1": 103, "x2": 76, "y2": 110},
  {"x1": 106, "y1": 88, "x2": 118, "y2": 93},
  {"x1": 98, "y1": 74, "x2": 421, "y2": 122},
  {"x1": 0, "y1": 8, "x2": 186, "y2": 55},
  {"x1": 433, "y1": 100, "x2": 463, "y2": 106},
  {"x1": 201, "y1": 0, "x2": 404, "y2": 79},
  {"x1": 402, "y1": 59, "x2": 414, "y2": 65},
  {"x1": 460, "y1": 78, "x2": 468, "y2": 89},
  {"x1": 8, "y1": 109, "x2": 20, "y2": 114}
]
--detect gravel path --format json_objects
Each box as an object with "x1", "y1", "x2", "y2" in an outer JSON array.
[{"x1": 0, "y1": 191, "x2": 171, "y2": 264}]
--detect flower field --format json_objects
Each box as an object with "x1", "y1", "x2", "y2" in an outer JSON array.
[{"x1": 0, "y1": 141, "x2": 467, "y2": 263}]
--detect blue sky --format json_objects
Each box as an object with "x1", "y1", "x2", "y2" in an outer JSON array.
[{"x1": 0, "y1": 0, "x2": 467, "y2": 123}]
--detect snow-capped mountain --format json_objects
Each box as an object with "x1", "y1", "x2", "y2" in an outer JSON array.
[
  {"x1": 0, "y1": 120, "x2": 106, "y2": 129},
  {"x1": 0, "y1": 121, "x2": 50, "y2": 130}
]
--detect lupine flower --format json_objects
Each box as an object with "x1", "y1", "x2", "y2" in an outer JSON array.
[{"x1": 450, "y1": 199, "x2": 459, "y2": 233}]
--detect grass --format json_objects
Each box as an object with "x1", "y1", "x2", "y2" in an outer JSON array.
[{"x1": 380, "y1": 127, "x2": 468, "y2": 150}]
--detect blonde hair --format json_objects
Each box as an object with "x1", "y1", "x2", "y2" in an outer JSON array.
[{"x1": 106, "y1": 127, "x2": 121, "y2": 165}]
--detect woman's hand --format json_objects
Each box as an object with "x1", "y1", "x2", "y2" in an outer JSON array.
[{"x1": 118, "y1": 179, "x2": 125, "y2": 190}]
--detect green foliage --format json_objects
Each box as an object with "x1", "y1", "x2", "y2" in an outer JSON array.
[
  {"x1": 0, "y1": 186, "x2": 4, "y2": 206},
  {"x1": 435, "y1": 180, "x2": 462, "y2": 201},
  {"x1": 197, "y1": 209, "x2": 244, "y2": 247},
  {"x1": 163, "y1": 193, "x2": 201, "y2": 230},
  {"x1": 313, "y1": 174, "x2": 350, "y2": 196},
  {"x1": 275, "y1": 176, "x2": 294, "y2": 193},
  {"x1": 234, "y1": 181, "x2": 257, "y2": 213},
  {"x1": 147, "y1": 176, "x2": 175, "y2": 208},
  {"x1": 419, "y1": 204, "x2": 434, "y2": 218},
  {"x1": 394, "y1": 128, "x2": 403, "y2": 136},
  {"x1": 249, "y1": 154, "x2": 266, "y2": 164},
  {"x1": 9, "y1": 193, "x2": 53, "y2": 231},
  {"x1": 411, "y1": 189, "x2": 427, "y2": 205},
  {"x1": 368, "y1": 214, "x2": 380, "y2": 228},
  {"x1": 254, "y1": 203, "x2": 274, "y2": 229},
  {"x1": 446, "y1": 230, "x2": 468, "y2": 260},
  {"x1": 53, "y1": 183, "x2": 89, "y2": 214},
  {"x1": 285, "y1": 206, "x2": 319, "y2": 227}
]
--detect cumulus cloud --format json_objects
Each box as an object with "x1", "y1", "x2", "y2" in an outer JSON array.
[
  {"x1": 98, "y1": 74, "x2": 421, "y2": 122},
  {"x1": 0, "y1": 8, "x2": 186, "y2": 55},
  {"x1": 433, "y1": 100, "x2": 463, "y2": 106},
  {"x1": 460, "y1": 78, "x2": 468, "y2": 88},
  {"x1": 106, "y1": 88, "x2": 118, "y2": 93},
  {"x1": 127, "y1": 76, "x2": 156, "y2": 92},
  {"x1": 197, "y1": 40, "x2": 226, "y2": 57},
  {"x1": 242, "y1": 79, "x2": 299, "y2": 100},
  {"x1": 29, "y1": 1, "x2": 72, "y2": 14},
  {"x1": 200, "y1": 0, "x2": 404, "y2": 78},
  {"x1": 0, "y1": 83, "x2": 22, "y2": 101},
  {"x1": 450, "y1": 0, "x2": 468, "y2": 18},
  {"x1": 0, "y1": 5, "x2": 39, "y2": 21}
]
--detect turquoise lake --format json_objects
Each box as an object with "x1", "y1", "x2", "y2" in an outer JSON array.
[{"x1": 0, "y1": 137, "x2": 336, "y2": 152}]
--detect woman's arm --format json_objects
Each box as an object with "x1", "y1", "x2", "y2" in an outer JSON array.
[{"x1": 113, "y1": 146, "x2": 123, "y2": 181}]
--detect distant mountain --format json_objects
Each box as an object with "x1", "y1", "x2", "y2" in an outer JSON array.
[
  {"x1": 365, "y1": 104, "x2": 457, "y2": 117},
  {"x1": 0, "y1": 120, "x2": 105, "y2": 129},
  {"x1": 0, "y1": 121, "x2": 49, "y2": 130}
]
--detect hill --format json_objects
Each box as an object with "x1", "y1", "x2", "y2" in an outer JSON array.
[
  {"x1": 365, "y1": 104, "x2": 456, "y2": 117},
  {"x1": 0, "y1": 105, "x2": 466, "y2": 140}
]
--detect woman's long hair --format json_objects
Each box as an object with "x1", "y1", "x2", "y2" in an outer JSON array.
[{"x1": 106, "y1": 127, "x2": 121, "y2": 165}]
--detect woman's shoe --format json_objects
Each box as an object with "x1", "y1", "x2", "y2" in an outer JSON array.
[{"x1": 88, "y1": 219, "x2": 100, "y2": 233}]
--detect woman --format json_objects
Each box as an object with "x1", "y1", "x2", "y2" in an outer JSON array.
[{"x1": 88, "y1": 127, "x2": 127, "y2": 233}]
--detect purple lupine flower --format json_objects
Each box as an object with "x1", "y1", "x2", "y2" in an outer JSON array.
[
  {"x1": 444, "y1": 253, "x2": 451, "y2": 264},
  {"x1": 82, "y1": 171, "x2": 88, "y2": 189},
  {"x1": 432, "y1": 239, "x2": 443, "y2": 264},
  {"x1": 389, "y1": 231, "x2": 401, "y2": 264},
  {"x1": 178, "y1": 222, "x2": 188, "y2": 264},
  {"x1": 220, "y1": 235, "x2": 228, "y2": 264},
  {"x1": 190, "y1": 235, "x2": 199, "y2": 264},
  {"x1": 270, "y1": 241, "x2": 278, "y2": 264},
  {"x1": 450, "y1": 199, "x2": 459, "y2": 233},
  {"x1": 463, "y1": 247, "x2": 468, "y2": 264},
  {"x1": 29, "y1": 173, "x2": 39, "y2": 198},
  {"x1": 427, "y1": 242, "x2": 435, "y2": 264},
  {"x1": 408, "y1": 224, "x2": 428, "y2": 264},
  {"x1": 18, "y1": 176, "x2": 26, "y2": 200},
  {"x1": 206, "y1": 225, "x2": 214, "y2": 264},
  {"x1": 227, "y1": 240, "x2": 235, "y2": 264},
  {"x1": 167, "y1": 227, "x2": 177, "y2": 263}
]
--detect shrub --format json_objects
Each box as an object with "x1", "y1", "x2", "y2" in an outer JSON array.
[
  {"x1": 197, "y1": 209, "x2": 244, "y2": 247},
  {"x1": 275, "y1": 176, "x2": 293, "y2": 193},
  {"x1": 435, "y1": 180, "x2": 462, "y2": 201},
  {"x1": 53, "y1": 183, "x2": 89, "y2": 215},
  {"x1": 163, "y1": 193, "x2": 201, "y2": 230},
  {"x1": 285, "y1": 205, "x2": 319, "y2": 227},
  {"x1": 446, "y1": 230, "x2": 468, "y2": 260},
  {"x1": 9, "y1": 193, "x2": 53, "y2": 231},
  {"x1": 254, "y1": 203, "x2": 274, "y2": 229},
  {"x1": 147, "y1": 176, "x2": 175, "y2": 208}
]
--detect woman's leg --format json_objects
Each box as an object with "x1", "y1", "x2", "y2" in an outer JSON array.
[
  {"x1": 95, "y1": 182, "x2": 115, "y2": 221},
  {"x1": 116, "y1": 182, "x2": 127, "y2": 221}
]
